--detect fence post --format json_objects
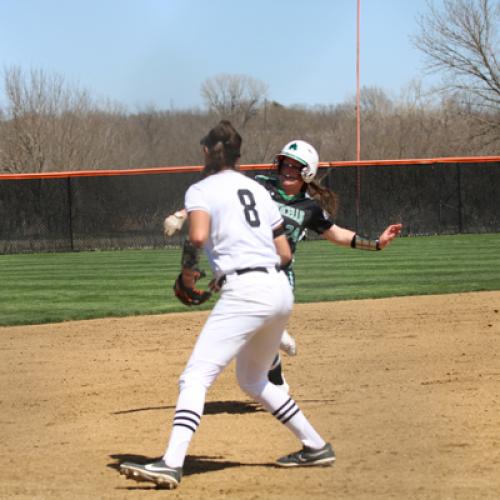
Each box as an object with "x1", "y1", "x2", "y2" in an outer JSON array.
[
  {"x1": 456, "y1": 163, "x2": 463, "y2": 233},
  {"x1": 355, "y1": 167, "x2": 361, "y2": 232},
  {"x1": 67, "y1": 177, "x2": 74, "y2": 251}
]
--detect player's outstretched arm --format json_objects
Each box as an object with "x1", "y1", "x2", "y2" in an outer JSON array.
[
  {"x1": 322, "y1": 223, "x2": 403, "y2": 250},
  {"x1": 323, "y1": 225, "x2": 355, "y2": 247}
]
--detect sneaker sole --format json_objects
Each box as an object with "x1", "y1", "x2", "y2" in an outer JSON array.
[
  {"x1": 119, "y1": 465, "x2": 179, "y2": 489},
  {"x1": 276, "y1": 456, "x2": 336, "y2": 467}
]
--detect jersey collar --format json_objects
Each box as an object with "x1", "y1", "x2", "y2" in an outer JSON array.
[{"x1": 276, "y1": 185, "x2": 305, "y2": 202}]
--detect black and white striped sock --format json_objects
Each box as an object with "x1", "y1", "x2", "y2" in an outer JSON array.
[
  {"x1": 163, "y1": 384, "x2": 205, "y2": 468},
  {"x1": 173, "y1": 409, "x2": 201, "y2": 433},
  {"x1": 272, "y1": 396, "x2": 325, "y2": 450},
  {"x1": 273, "y1": 397, "x2": 300, "y2": 424}
]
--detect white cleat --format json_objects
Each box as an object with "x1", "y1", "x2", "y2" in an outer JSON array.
[{"x1": 280, "y1": 331, "x2": 297, "y2": 357}]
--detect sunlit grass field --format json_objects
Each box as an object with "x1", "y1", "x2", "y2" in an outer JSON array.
[{"x1": 0, "y1": 233, "x2": 499, "y2": 326}]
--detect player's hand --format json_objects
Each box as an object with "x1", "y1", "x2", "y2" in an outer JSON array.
[
  {"x1": 378, "y1": 224, "x2": 402, "y2": 249},
  {"x1": 163, "y1": 210, "x2": 188, "y2": 237}
]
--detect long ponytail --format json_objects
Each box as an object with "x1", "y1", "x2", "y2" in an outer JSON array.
[{"x1": 305, "y1": 179, "x2": 338, "y2": 217}]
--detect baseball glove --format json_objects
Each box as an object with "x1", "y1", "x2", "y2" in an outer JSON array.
[{"x1": 173, "y1": 270, "x2": 211, "y2": 306}]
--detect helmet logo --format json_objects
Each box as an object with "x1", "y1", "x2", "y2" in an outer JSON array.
[{"x1": 289, "y1": 143, "x2": 298, "y2": 150}]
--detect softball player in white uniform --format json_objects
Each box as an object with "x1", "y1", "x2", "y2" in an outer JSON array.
[{"x1": 120, "y1": 121, "x2": 334, "y2": 489}]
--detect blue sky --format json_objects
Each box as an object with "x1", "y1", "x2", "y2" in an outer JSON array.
[{"x1": 0, "y1": 0, "x2": 442, "y2": 111}]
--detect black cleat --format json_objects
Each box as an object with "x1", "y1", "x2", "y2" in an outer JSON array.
[
  {"x1": 119, "y1": 460, "x2": 182, "y2": 489},
  {"x1": 276, "y1": 443, "x2": 335, "y2": 467}
]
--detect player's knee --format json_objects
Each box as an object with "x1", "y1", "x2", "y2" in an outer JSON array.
[
  {"x1": 179, "y1": 362, "x2": 220, "y2": 391},
  {"x1": 237, "y1": 374, "x2": 267, "y2": 399},
  {"x1": 179, "y1": 372, "x2": 207, "y2": 392}
]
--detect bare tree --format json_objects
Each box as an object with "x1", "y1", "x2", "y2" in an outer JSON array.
[
  {"x1": 414, "y1": 0, "x2": 500, "y2": 140},
  {"x1": 0, "y1": 66, "x2": 123, "y2": 173},
  {"x1": 200, "y1": 74, "x2": 268, "y2": 128},
  {"x1": 2, "y1": 65, "x2": 497, "y2": 175}
]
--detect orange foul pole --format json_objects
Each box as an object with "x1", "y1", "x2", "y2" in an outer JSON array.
[
  {"x1": 356, "y1": 0, "x2": 361, "y2": 227},
  {"x1": 356, "y1": 0, "x2": 361, "y2": 162}
]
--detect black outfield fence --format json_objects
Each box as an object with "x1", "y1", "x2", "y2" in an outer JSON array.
[
  {"x1": 0, "y1": 158, "x2": 499, "y2": 254},
  {"x1": 325, "y1": 159, "x2": 500, "y2": 237}
]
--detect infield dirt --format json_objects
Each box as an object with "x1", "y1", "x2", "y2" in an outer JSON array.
[{"x1": 1, "y1": 291, "x2": 499, "y2": 499}]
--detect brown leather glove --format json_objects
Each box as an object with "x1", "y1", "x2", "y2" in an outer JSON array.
[{"x1": 173, "y1": 269, "x2": 211, "y2": 306}]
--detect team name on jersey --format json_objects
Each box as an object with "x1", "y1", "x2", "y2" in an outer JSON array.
[{"x1": 276, "y1": 203, "x2": 305, "y2": 225}]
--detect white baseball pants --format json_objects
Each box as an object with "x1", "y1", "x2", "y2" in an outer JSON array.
[{"x1": 163, "y1": 268, "x2": 325, "y2": 467}]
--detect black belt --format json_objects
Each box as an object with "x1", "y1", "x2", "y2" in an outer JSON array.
[
  {"x1": 217, "y1": 265, "x2": 279, "y2": 287},
  {"x1": 235, "y1": 266, "x2": 269, "y2": 275}
]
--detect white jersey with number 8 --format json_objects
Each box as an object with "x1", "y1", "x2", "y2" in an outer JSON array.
[{"x1": 185, "y1": 169, "x2": 283, "y2": 277}]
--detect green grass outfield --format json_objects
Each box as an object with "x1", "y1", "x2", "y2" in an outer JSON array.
[{"x1": 0, "y1": 233, "x2": 499, "y2": 327}]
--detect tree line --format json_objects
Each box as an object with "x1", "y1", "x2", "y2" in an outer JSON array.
[{"x1": 0, "y1": 0, "x2": 498, "y2": 174}]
